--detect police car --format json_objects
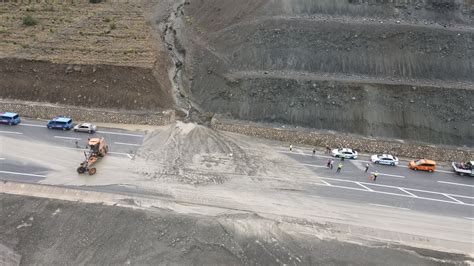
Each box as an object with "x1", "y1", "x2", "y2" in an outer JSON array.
[
  {"x1": 0, "y1": 112, "x2": 21, "y2": 125},
  {"x1": 371, "y1": 154, "x2": 399, "y2": 166},
  {"x1": 331, "y1": 148, "x2": 358, "y2": 159}
]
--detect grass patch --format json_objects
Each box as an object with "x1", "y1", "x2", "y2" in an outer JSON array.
[{"x1": 22, "y1": 15, "x2": 38, "y2": 26}]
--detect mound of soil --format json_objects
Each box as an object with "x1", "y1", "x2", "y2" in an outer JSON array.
[{"x1": 135, "y1": 122, "x2": 260, "y2": 184}]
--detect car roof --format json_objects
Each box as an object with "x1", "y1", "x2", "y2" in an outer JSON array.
[
  {"x1": 0, "y1": 112, "x2": 19, "y2": 117},
  {"x1": 419, "y1": 159, "x2": 436, "y2": 165},
  {"x1": 80, "y1": 123, "x2": 92, "y2": 126},
  {"x1": 380, "y1": 154, "x2": 395, "y2": 159},
  {"x1": 52, "y1": 117, "x2": 72, "y2": 122},
  {"x1": 340, "y1": 148, "x2": 353, "y2": 152}
]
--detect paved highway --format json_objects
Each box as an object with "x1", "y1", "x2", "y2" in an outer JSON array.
[
  {"x1": 277, "y1": 146, "x2": 473, "y2": 219},
  {"x1": 0, "y1": 119, "x2": 473, "y2": 220}
]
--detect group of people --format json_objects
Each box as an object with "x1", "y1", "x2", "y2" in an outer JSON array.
[{"x1": 289, "y1": 144, "x2": 379, "y2": 182}]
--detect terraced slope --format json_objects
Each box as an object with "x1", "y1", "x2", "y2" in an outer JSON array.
[{"x1": 165, "y1": 0, "x2": 474, "y2": 146}]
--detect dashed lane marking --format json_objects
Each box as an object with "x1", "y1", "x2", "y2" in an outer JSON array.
[
  {"x1": 438, "y1": 181, "x2": 474, "y2": 188},
  {"x1": 398, "y1": 188, "x2": 418, "y2": 198},
  {"x1": 114, "y1": 142, "x2": 141, "y2": 147},
  {"x1": 371, "y1": 172, "x2": 405, "y2": 178},
  {"x1": 369, "y1": 203, "x2": 410, "y2": 211},
  {"x1": 96, "y1": 131, "x2": 144, "y2": 137},
  {"x1": 19, "y1": 123, "x2": 45, "y2": 128},
  {"x1": 54, "y1": 136, "x2": 81, "y2": 140},
  {"x1": 20, "y1": 124, "x2": 144, "y2": 137},
  {"x1": 443, "y1": 194, "x2": 465, "y2": 204},
  {"x1": 0, "y1": 131, "x2": 23, "y2": 135},
  {"x1": 301, "y1": 163, "x2": 327, "y2": 168},
  {"x1": 465, "y1": 217, "x2": 474, "y2": 220},
  {"x1": 0, "y1": 170, "x2": 46, "y2": 178},
  {"x1": 356, "y1": 182, "x2": 374, "y2": 191}
]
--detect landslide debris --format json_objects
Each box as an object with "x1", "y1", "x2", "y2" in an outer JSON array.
[{"x1": 134, "y1": 121, "x2": 261, "y2": 184}]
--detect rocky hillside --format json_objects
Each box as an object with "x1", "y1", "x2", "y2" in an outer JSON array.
[{"x1": 159, "y1": 0, "x2": 473, "y2": 146}]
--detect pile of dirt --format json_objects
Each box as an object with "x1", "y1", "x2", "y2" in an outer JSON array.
[{"x1": 135, "y1": 121, "x2": 261, "y2": 184}]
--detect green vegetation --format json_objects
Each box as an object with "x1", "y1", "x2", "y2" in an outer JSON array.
[{"x1": 22, "y1": 15, "x2": 38, "y2": 26}]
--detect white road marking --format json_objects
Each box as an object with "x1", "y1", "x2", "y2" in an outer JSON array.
[
  {"x1": 437, "y1": 181, "x2": 474, "y2": 188},
  {"x1": 0, "y1": 131, "x2": 23, "y2": 135},
  {"x1": 398, "y1": 165, "x2": 408, "y2": 168},
  {"x1": 114, "y1": 142, "x2": 141, "y2": 147},
  {"x1": 108, "y1": 151, "x2": 134, "y2": 158},
  {"x1": 96, "y1": 131, "x2": 143, "y2": 137},
  {"x1": 319, "y1": 176, "x2": 474, "y2": 200},
  {"x1": 19, "y1": 123, "x2": 45, "y2": 128},
  {"x1": 465, "y1": 217, "x2": 474, "y2": 220},
  {"x1": 398, "y1": 188, "x2": 418, "y2": 198},
  {"x1": 373, "y1": 172, "x2": 405, "y2": 178},
  {"x1": 54, "y1": 136, "x2": 81, "y2": 140},
  {"x1": 356, "y1": 182, "x2": 373, "y2": 191},
  {"x1": 279, "y1": 151, "x2": 333, "y2": 159},
  {"x1": 301, "y1": 163, "x2": 327, "y2": 168},
  {"x1": 369, "y1": 203, "x2": 410, "y2": 211},
  {"x1": 443, "y1": 194, "x2": 465, "y2": 204},
  {"x1": 320, "y1": 180, "x2": 332, "y2": 186},
  {"x1": 437, "y1": 170, "x2": 453, "y2": 174},
  {"x1": 0, "y1": 170, "x2": 46, "y2": 178},
  {"x1": 314, "y1": 181, "x2": 474, "y2": 206},
  {"x1": 0, "y1": 158, "x2": 4, "y2": 160}
]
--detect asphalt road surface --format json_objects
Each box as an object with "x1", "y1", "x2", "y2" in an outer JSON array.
[
  {"x1": 277, "y1": 146, "x2": 473, "y2": 219},
  {"x1": 0, "y1": 119, "x2": 473, "y2": 220}
]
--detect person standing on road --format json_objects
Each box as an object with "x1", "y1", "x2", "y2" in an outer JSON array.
[
  {"x1": 312, "y1": 148, "x2": 316, "y2": 156},
  {"x1": 289, "y1": 144, "x2": 293, "y2": 152},
  {"x1": 330, "y1": 159, "x2": 334, "y2": 170},
  {"x1": 373, "y1": 171, "x2": 379, "y2": 182},
  {"x1": 327, "y1": 159, "x2": 331, "y2": 168},
  {"x1": 325, "y1": 145, "x2": 331, "y2": 154},
  {"x1": 336, "y1": 162, "x2": 343, "y2": 173},
  {"x1": 365, "y1": 163, "x2": 370, "y2": 173},
  {"x1": 75, "y1": 140, "x2": 80, "y2": 149}
]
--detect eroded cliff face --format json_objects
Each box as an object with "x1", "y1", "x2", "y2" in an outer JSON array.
[{"x1": 164, "y1": 0, "x2": 473, "y2": 146}]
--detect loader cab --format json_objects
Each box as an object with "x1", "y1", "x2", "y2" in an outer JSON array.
[{"x1": 47, "y1": 116, "x2": 73, "y2": 130}]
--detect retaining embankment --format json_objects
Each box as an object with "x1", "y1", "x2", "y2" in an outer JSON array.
[
  {"x1": 0, "y1": 99, "x2": 176, "y2": 126},
  {"x1": 211, "y1": 116, "x2": 473, "y2": 163}
]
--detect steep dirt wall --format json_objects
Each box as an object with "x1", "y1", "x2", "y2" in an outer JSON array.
[
  {"x1": 160, "y1": 0, "x2": 474, "y2": 146},
  {"x1": 0, "y1": 58, "x2": 173, "y2": 110},
  {"x1": 195, "y1": 75, "x2": 473, "y2": 146}
]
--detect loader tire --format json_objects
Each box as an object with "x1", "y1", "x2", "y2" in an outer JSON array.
[
  {"x1": 77, "y1": 167, "x2": 86, "y2": 174},
  {"x1": 89, "y1": 168, "x2": 97, "y2": 175}
]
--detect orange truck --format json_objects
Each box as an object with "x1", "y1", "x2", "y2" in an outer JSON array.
[{"x1": 77, "y1": 138, "x2": 108, "y2": 175}]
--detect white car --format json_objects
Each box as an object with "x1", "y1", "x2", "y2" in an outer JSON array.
[
  {"x1": 371, "y1": 154, "x2": 399, "y2": 166},
  {"x1": 73, "y1": 123, "x2": 97, "y2": 134},
  {"x1": 331, "y1": 148, "x2": 358, "y2": 159}
]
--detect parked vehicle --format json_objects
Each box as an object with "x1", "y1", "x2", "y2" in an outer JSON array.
[
  {"x1": 371, "y1": 154, "x2": 399, "y2": 166},
  {"x1": 452, "y1": 161, "x2": 473, "y2": 176},
  {"x1": 47, "y1": 116, "x2": 73, "y2": 130},
  {"x1": 408, "y1": 159, "x2": 436, "y2": 172},
  {"x1": 74, "y1": 123, "x2": 97, "y2": 134},
  {"x1": 0, "y1": 112, "x2": 21, "y2": 125},
  {"x1": 331, "y1": 148, "x2": 358, "y2": 159}
]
